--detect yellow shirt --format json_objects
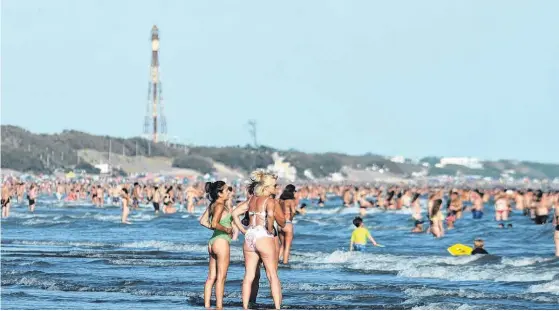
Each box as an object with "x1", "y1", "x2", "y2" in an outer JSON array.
[{"x1": 351, "y1": 227, "x2": 370, "y2": 244}]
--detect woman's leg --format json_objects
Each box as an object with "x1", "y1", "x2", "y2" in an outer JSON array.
[
  {"x1": 282, "y1": 224, "x2": 294, "y2": 264},
  {"x1": 121, "y1": 205, "x2": 129, "y2": 223},
  {"x1": 212, "y1": 239, "x2": 230, "y2": 309},
  {"x1": 249, "y1": 261, "x2": 261, "y2": 305},
  {"x1": 554, "y1": 230, "x2": 559, "y2": 257},
  {"x1": 242, "y1": 247, "x2": 261, "y2": 309},
  {"x1": 256, "y1": 238, "x2": 282, "y2": 309},
  {"x1": 278, "y1": 231, "x2": 285, "y2": 261},
  {"x1": 495, "y1": 212, "x2": 501, "y2": 222},
  {"x1": 204, "y1": 246, "x2": 217, "y2": 308}
]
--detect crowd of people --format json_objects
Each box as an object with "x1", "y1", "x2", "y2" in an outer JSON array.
[{"x1": 1, "y1": 173, "x2": 559, "y2": 309}]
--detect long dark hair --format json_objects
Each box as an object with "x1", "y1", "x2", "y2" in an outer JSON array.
[
  {"x1": 205, "y1": 181, "x2": 226, "y2": 203},
  {"x1": 242, "y1": 181, "x2": 259, "y2": 226},
  {"x1": 411, "y1": 193, "x2": 420, "y2": 204},
  {"x1": 279, "y1": 184, "x2": 296, "y2": 200},
  {"x1": 247, "y1": 181, "x2": 257, "y2": 196},
  {"x1": 432, "y1": 199, "x2": 442, "y2": 216},
  {"x1": 386, "y1": 191, "x2": 395, "y2": 202}
]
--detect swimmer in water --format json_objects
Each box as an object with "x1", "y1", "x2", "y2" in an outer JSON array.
[
  {"x1": 471, "y1": 190, "x2": 484, "y2": 219},
  {"x1": 295, "y1": 203, "x2": 307, "y2": 216},
  {"x1": 430, "y1": 199, "x2": 445, "y2": 238},
  {"x1": 411, "y1": 220, "x2": 424, "y2": 233},
  {"x1": 27, "y1": 184, "x2": 37, "y2": 213},
  {"x1": 471, "y1": 238, "x2": 489, "y2": 255},
  {"x1": 495, "y1": 191, "x2": 510, "y2": 222},
  {"x1": 279, "y1": 184, "x2": 297, "y2": 264},
  {"x1": 411, "y1": 193, "x2": 422, "y2": 221},
  {"x1": 349, "y1": 217, "x2": 378, "y2": 251},
  {"x1": 1, "y1": 184, "x2": 12, "y2": 218},
  {"x1": 553, "y1": 196, "x2": 559, "y2": 257},
  {"x1": 163, "y1": 186, "x2": 177, "y2": 214},
  {"x1": 120, "y1": 188, "x2": 132, "y2": 224}
]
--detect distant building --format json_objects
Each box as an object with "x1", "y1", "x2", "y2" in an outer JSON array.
[
  {"x1": 330, "y1": 172, "x2": 345, "y2": 182},
  {"x1": 94, "y1": 163, "x2": 111, "y2": 174},
  {"x1": 412, "y1": 169, "x2": 428, "y2": 177},
  {"x1": 390, "y1": 156, "x2": 406, "y2": 163},
  {"x1": 438, "y1": 157, "x2": 483, "y2": 170}
]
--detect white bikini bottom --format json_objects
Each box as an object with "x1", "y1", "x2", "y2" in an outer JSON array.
[{"x1": 244, "y1": 226, "x2": 273, "y2": 252}]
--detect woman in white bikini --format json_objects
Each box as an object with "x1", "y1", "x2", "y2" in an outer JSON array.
[{"x1": 232, "y1": 170, "x2": 282, "y2": 310}]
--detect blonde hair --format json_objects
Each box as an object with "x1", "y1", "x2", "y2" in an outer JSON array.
[
  {"x1": 474, "y1": 239, "x2": 484, "y2": 248},
  {"x1": 250, "y1": 169, "x2": 277, "y2": 196}
]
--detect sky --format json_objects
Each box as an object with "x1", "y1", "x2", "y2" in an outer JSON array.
[{"x1": 1, "y1": 0, "x2": 558, "y2": 163}]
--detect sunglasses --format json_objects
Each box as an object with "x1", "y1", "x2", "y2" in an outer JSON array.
[{"x1": 228, "y1": 186, "x2": 233, "y2": 192}]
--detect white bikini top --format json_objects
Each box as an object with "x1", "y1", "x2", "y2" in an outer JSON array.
[{"x1": 248, "y1": 197, "x2": 269, "y2": 227}]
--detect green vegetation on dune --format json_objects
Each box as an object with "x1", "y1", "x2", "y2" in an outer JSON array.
[
  {"x1": 1, "y1": 125, "x2": 559, "y2": 179},
  {"x1": 172, "y1": 155, "x2": 216, "y2": 174},
  {"x1": 188, "y1": 146, "x2": 275, "y2": 173},
  {"x1": 1, "y1": 146, "x2": 49, "y2": 173},
  {"x1": 519, "y1": 161, "x2": 559, "y2": 179}
]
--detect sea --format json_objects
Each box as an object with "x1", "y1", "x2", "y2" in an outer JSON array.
[{"x1": 1, "y1": 196, "x2": 558, "y2": 310}]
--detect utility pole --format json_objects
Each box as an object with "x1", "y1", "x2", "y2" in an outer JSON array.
[
  {"x1": 247, "y1": 120, "x2": 259, "y2": 171},
  {"x1": 247, "y1": 120, "x2": 258, "y2": 148},
  {"x1": 108, "y1": 138, "x2": 112, "y2": 171}
]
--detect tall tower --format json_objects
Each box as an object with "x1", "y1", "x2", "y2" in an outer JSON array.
[{"x1": 143, "y1": 25, "x2": 167, "y2": 144}]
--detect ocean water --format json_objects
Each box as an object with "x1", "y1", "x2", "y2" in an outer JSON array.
[{"x1": 2, "y1": 197, "x2": 558, "y2": 310}]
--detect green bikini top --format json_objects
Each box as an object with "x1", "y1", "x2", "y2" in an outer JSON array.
[{"x1": 211, "y1": 211, "x2": 233, "y2": 229}]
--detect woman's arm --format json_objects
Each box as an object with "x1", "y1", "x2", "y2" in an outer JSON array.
[
  {"x1": 232, "y1": 201, "x2": 249, "y2": 235},
  {"x1": 274, "y1": 200, "x2": 286, "y2": 228},
  {"x1": 266, "y1": 199, "x2": 276, "y2": 234},
  {"x1": 289, "y1": 200, "x2": 297, "y2": 220},
  {"x1": 211, "y1": 202, "x2": 232, "y2": 234},
  {"x1": 199, "y1": 205, "x2": 212, "y2": 229}
]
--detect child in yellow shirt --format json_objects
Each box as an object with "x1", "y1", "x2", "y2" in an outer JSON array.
[{"x1": 350, "y1": 217, "x2": 378, "y2": 251}]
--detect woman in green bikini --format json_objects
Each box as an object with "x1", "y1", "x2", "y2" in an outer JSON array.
[{"x1": 203, "y1": 181, "x2": 233, "y2": 309}]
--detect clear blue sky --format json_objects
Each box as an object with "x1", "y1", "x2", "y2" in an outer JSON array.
[{"x1": 2, "y1": 0, "x2": 558, "y2": 163}]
